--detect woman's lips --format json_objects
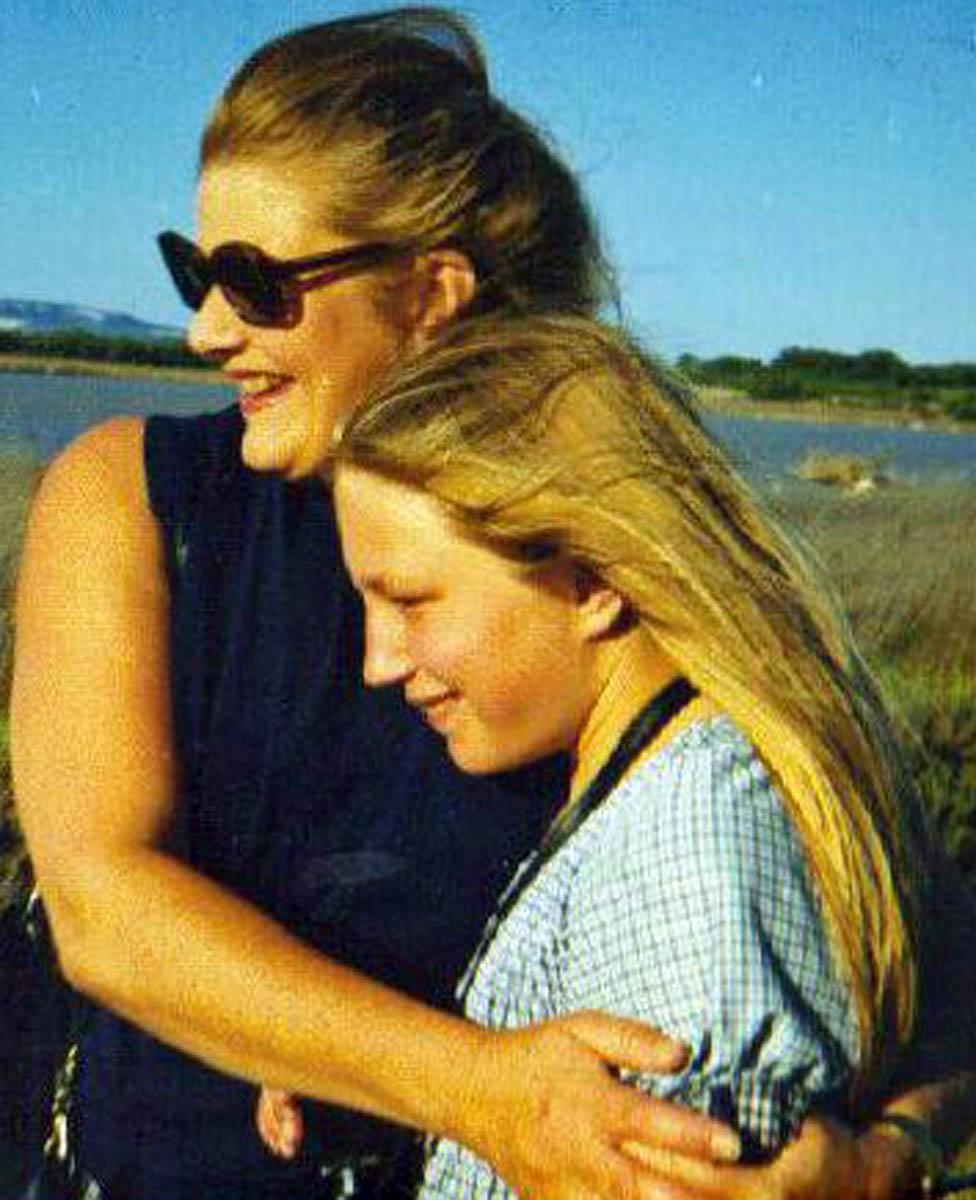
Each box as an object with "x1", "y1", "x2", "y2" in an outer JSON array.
[{"x1": 233, "y1": 375, "x2": 292, "y2": 417}]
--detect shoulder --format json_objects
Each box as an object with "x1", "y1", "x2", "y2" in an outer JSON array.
[
  {"x1": 566, "y1": 718, "x2": 819, "y2": 989},
  {"x1": 593, "y1": 718, "x2": 803, "y2": 886},
  {"x1": 560, "y1": 719, "x2": 857, "y2": 1152},
  {"x1": 36, "y1": 416, "x2": 149, "y2": 519},
  {"x1": 20, "y1": 417, "x2": 167, "y2": 590}
]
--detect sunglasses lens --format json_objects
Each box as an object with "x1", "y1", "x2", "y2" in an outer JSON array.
[
  {"x1": 157, "y1": 232, "x2": 211, "y2": 310},
  {"x1": 215, "y1": 245, "x2": 291, "y2": 327}
]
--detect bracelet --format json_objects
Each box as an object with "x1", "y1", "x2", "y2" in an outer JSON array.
[{"x1": 871, "y1": 1113, "x2": 945, "y2": 1199}]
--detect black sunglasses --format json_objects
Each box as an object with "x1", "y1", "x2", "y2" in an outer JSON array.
[{"x1": 157, "y1": 230, "x2": 408, "y2": 328}]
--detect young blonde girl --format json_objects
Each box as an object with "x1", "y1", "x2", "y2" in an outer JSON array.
[{"x1": 327, "y1": 313, "x2": 957, "y2": 1195}]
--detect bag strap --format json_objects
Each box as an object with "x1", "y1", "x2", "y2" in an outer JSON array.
[{"x1": 459, "y1": 675, "x2": 698, "y2": 995}]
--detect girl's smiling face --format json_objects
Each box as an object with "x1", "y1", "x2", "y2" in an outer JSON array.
[
  {"x1": 335, "y1": 466, "x2": 602, "y2": 775},
  {"x1": 188, "y1": 162, "x2": 415, "y2": 480}
]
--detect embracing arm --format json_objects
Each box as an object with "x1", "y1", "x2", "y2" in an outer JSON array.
[
  {"x1": 619, "y1": 1074, "x2": 976, "y2": 1200},
  {"x1": 12, "y1": 418, "x2": 729, "y2": 1199}
]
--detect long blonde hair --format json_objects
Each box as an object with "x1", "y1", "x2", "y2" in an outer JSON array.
[{"x1": 333, "y1": 313, "x2": 929, "y2": 1100}]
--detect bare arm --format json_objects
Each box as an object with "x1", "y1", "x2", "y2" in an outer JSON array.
[
  {"x1": 12, "y1": 417, "x2": 729, "y2": 1199},
  {"x1": 615, "y1": 1073, "x2": 976, "y2": 1200}
]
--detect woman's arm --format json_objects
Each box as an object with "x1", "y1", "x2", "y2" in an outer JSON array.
[
  {"x1": 11, "y1": 417, "x2": 728, "y2": 1199},
  {"x1": 618, "y1": 1075, "x2": 976, "y2": 1200}
]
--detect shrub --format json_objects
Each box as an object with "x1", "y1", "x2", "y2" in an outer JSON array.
[
  {"x1": 793, "y1": 451, "x2": 889, "y2": 490},
  {"x1": 944, "y1": 391, "x2": 976, "y2": 422}
]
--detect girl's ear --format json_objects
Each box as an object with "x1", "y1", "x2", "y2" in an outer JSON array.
[
  {"x1": 574, "y1": 569, "x2": 628, "y2": 642},
  {"x1": 411, "y1": 250, "x2": 477, "y2": 341}
]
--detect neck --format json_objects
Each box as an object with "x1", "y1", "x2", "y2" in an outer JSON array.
[{"x1": 571, "y1": 628, "x2": 681, "y2": 803}]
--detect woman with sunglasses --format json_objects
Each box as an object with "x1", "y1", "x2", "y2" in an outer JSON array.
[{"x1": 11, "y1": 9, "x2": 975, "y2": 1200}]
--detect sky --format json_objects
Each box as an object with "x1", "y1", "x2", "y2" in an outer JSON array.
[{"x1": 2, "y1": 0, "x2": 975, "y2": 364}]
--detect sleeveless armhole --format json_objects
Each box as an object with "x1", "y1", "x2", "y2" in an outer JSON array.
[{"x1": 143, "y1": 405, "x2": 243, "y2": 583}]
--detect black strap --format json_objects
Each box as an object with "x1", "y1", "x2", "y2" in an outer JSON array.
[{"x1": 460, "y1": 675, "x2": 698, "y2": 995}]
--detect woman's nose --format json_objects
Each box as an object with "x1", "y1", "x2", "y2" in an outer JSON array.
[
  {"x1": 187, "y1": 286, "x2": 247, "y2": 360},
  {"x1": 362, "y1": 608, "x2": 413, "y2": 689}
]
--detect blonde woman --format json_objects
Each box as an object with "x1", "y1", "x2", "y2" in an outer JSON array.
[{"x1": 328, "y1": 313, "x2": 976, "y2": 1197}]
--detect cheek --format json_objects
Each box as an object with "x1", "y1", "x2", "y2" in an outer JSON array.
[
  {"x1": 305, "y1": 298, "x2": 406, "y2": 401},
  {"x1": 444, "y1": 600, "x2": 584, "y2": 714},
  {"x1": 406, "y1": 616, "x2": 472, "y2": 679}
]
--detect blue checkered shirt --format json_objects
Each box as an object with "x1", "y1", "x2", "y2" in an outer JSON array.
[{"x1": 419, "y1": 717, "x2": 859, "y2": 1198}]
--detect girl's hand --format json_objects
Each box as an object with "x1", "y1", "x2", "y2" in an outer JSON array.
[{"x1": 256, "y1": 1087, "x2": 305, "y2": 1160}]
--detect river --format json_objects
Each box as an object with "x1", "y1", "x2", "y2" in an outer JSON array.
[{"x1": 1, "y1": 371, "x2": 974, "y2": 483}]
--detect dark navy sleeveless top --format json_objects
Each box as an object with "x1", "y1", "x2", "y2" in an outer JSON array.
[{"x1": 77, "y1": 407, "x2": 561, "y2": 1199}]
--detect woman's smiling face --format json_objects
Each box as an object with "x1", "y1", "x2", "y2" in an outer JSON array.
[
  {"x1": 188, "y1": 162, "x2": 414, "y2": 480},
  {"x1": 335, "y1": 466, "x2": 601, "y2": 775}
]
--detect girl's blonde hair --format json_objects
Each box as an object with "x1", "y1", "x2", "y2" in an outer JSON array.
[
  {"x1": 202, "y1": 7, "x2": 614, "y2": 317},
  {"x1": 333, "y1": 313, "x2": 930, "y2": 1103}
]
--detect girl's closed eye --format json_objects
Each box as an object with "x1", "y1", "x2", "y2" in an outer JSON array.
[{"x1": 394, "y1": 593, "x2": 432, "y2": 610}]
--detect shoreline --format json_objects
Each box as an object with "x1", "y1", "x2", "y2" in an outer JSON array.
[
  {"x1": 0, "y1": 353, "x2": 220, "y2": 387},
  {"x1": 2, "y1": 353, "x2": 974, "y2": 434},
  {"x1": 694, "y1": 387, "x2": 975, "y2": 434}
]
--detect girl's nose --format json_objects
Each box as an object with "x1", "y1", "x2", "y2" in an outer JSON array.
[{"x1": 362, "y1": 607, "x2": 414, "y2": 689}]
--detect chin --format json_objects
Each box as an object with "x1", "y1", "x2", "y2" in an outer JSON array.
[
  {"x1": 447, "y1": 739, "x2": 532, "y2": 778},
  {"x1": 240, "y1": 426, "x2": 303, "y2": 478}
]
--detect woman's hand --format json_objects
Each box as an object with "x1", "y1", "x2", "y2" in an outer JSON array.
[
  {"x1": 458, "y1": 1014, "x2": 942, "y2": 1200},
  {"x1": 453, "y1": 1012, "x2": 741, "y2": 1200},
  {"x1": 619, "y1": 1115, "x2": 921, "y2": 1200}
]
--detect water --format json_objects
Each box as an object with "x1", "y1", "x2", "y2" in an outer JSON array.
[
  {"x1": 0, "y1": 372, "x2": 231, "y2": 460},
  {"x1": 708, "y1": 412, "x2": 976, "y2": 486},
  {"x1": 1, "y1": 370, "x2": 975, "y2": 483}
]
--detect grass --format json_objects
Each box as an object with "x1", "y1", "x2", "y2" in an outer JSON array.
[
  {"x1": 773, "y1": 482, "x2": 976, "y2": 675},
  {"x1": 695, "y1": 384, "x2": 976, "y2": 432},
  {"x1": 0, "y1": 351, "x2": 218, "y2": 385},
  {"x1": 771, "y1": 481, "x2": 976, "y2": 876},
  {"x1": 0, "y1": 453, "x2": 40, "y2": 908}
]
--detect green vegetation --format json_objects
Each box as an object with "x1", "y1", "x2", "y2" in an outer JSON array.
[
  {"x1": 680, "y1": 346, "x2": 976, "y2": 425},
  {"x1": 0, "y1": 327, "x2": 202, "y2": 371},
  {"x1": 0, "y1": 454, "x2": 41, "y2": 908},
  {"x1": 772, "y1": 481, "x2": 976, "y2": 875},
  {"x1": 4, "y1": 330, "x2": 975, "y2": 426}
]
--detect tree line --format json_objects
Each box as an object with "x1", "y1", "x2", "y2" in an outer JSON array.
[
  {"x1": 3, "y1": 328, "x2": 975, "y2": 420},
  {"x1": 0, "y1": 327, "x2": 201, "y2": 369},
  {"x1": 678, "y1": 346, "x2": 976, "y2": 420}
]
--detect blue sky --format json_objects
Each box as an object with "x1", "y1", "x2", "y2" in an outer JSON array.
[{"x1": 3, "y1": 0, "x2": 974, "y2": 363}]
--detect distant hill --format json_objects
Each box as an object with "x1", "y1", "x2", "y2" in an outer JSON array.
[{"x1": 0, "y1": 299, "x2": 182, "y2": 341}]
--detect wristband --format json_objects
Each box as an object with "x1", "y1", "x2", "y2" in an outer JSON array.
[{"x1": 872, "y1": 1113, "x2": 945, "y2": 1199}]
